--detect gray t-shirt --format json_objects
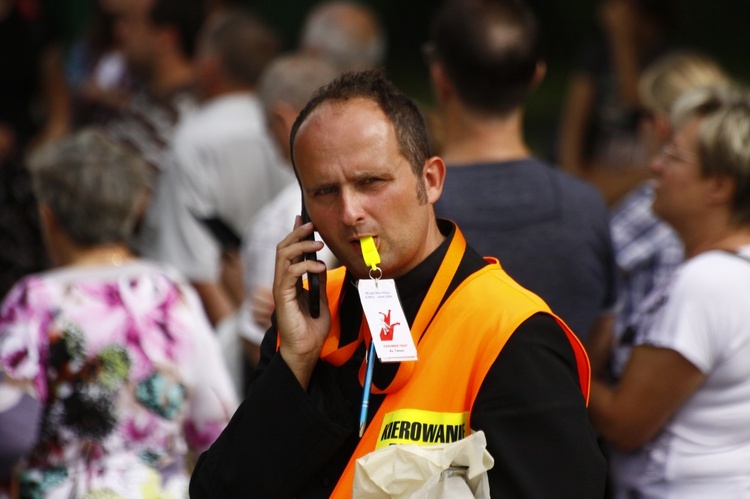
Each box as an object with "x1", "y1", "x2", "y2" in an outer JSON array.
[{"x1": 435, "y1": 158, "x2": 617, "y2": 340}]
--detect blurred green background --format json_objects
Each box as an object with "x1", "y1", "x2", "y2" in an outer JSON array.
[{"x1": 46, "y1": 0, "x2": 750, "y2": 160}]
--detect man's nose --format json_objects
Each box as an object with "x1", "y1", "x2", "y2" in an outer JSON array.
[
  {"x1": 648, "y1": 151, "x2": 665, "y2": 176},
  {"x1": 339, "y1": 190, "x2": 366, "y2": 226}
]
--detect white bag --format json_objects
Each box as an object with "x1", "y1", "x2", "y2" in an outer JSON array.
[{"x1": 352, "y1": 430, "x2": 494, "y2": 498}]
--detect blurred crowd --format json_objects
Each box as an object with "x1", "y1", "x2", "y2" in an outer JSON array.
[{"x1": 1, "y1": 0, "x2": 749, "y2": 497}]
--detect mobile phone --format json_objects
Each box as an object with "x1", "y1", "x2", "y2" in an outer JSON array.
[{"x1": 301, "y1": 201, "x2": 320, "y2": 318}]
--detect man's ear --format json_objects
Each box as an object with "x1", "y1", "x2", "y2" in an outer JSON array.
[
  {"x1": 429, "y1": 62, "x2": 453, "y2": 106},
  {"x1": 707, "y1": 174, "x2": 736, "y2": 208},
  {"x1": 38, "y1": 203, "x2": 58, "y2": 234},
  {"x1": 266, "y1": 102, "x2": 299, "y2": 158},
  {"x1": 275, "y1": 102, "x2": 301, "y2": 133},
  {"x1": 529, "y1": 61, "x2": 546, "y2": 91},
  {"x1": 203, "y1": 54, "x2": 223, "y2": 82},
  {"x1": 423, "y1": 156, "x2": 446, "y2": 204},
  {"x1": 653, "y1": 112, "x2": 672, "y2": 144},
  {"x1": 159, "y1": 24, "x2": 184, "y2": 59}
]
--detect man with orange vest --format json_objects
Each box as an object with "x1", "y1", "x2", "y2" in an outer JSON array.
[{"x1": 190, "y1": 70, "x2": 606, "y2": 497}]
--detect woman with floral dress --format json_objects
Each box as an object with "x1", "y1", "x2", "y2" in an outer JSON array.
[{"x1": 0, "y1": 130, "x2": 238, "y2": 498}]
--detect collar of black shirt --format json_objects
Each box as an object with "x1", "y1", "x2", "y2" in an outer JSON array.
[
  {"x1": 340, "y1": 219, "x2": 490, "y2": 343},
  {"x1": 344, "y1": 218, "x2": 455, "y2": 321}
]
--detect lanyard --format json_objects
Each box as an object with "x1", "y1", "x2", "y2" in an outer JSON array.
[{"x1": 321, "y1": 230, "x2": 466, "y2": 394}]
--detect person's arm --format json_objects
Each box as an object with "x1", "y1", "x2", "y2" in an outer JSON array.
[
  {"x1": 0, "y1": 123, "x2": 16, "y2": 164},
  {"x1": 250, "y1": 286, "x2": 275, "y2": 332},
  {"x1": 219, "y1": 249, "x2": 245, "y2": 310},
  {"x1": 599, "y1": 0, "x2": 642, "y2": 110},
  {"x1": 191, "y1": 281, "x2": 236, "y2": 326},
  {"x1": 557, "y1": 74, "x2": 596, "y2": 176},
  {"x1": 33, "y1": 45, "x2": 71, "y2": 148},
  {"x1": 192, "y1": 247, "x2": 244, "y2": 326},
  {"x1": 472, "y1": 314, "x2": 606, "y2": 498},
  {"x1": 238, "y1": 286, "x2": 274, "y2": 367},
  {"x1": 585, "y1": 312, "x2": 616, "y2": 377},
  {"x1": 588, "y1": 344, "x2": 704, "y2": 452},
  {"x1": 0, "y1": 280, "x2": 46, "y2": 484},
  {"x1": 0, "y1": 373, "x2": 42, "y2": 484}
]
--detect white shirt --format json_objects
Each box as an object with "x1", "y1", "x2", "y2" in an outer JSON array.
[
  {"x1": 611, "y1": 247, "x2": 750, "y2": 498},
  {"x1": 141, "y1": 92, "x2": 294, "y2": 281},
  {"x1": 238, "y1": 181, "x2": 337, "y2": 345}
]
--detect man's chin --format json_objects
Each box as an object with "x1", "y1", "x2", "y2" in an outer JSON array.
[{"x1": 340, "y1": 257, "x2": 375, "y2": 280}]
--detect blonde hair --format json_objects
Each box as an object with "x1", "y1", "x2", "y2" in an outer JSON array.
[
  {"x1": 639, "y1": 51, "x2": 728, "y2": 114},
  {"x1": 671, "y1": 85, "x2": 750, "y2": 225}
]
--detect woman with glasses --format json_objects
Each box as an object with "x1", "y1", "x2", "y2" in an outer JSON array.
[
  {"x1": 605, "y1": 51, "x2": 726, "y2": 381},
  {"x1": 589, "y1": 85, "x2": 750, "y2": 497}
]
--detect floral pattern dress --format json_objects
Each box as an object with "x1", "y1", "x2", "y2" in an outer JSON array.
[{"x1": 0, "y1": 261, "x2": 238, "y2": 498}]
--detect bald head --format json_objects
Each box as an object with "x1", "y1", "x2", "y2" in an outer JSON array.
[
  {"x1": 300, "y1": 1, "x2": 386, "y2": 73},
  {"x1": 259, "y1": 54, "x2": 339, "y2": 113},
  {"x1": 259, "y1": 54, "x2": 339, "y2": 159}
]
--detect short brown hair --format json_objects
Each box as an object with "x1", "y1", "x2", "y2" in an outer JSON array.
[{"x1": 290, "y1": 70, "x2": 431, "y2": 202}]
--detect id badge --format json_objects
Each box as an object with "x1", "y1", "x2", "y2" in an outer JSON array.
[{"x1": 358, "y1": 278, "x2": 418, "y2": 362}]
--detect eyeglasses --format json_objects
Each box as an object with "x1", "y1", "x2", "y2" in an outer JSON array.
[{"x1": 659, "y1": 142, "x2": 699, "y2": 165}]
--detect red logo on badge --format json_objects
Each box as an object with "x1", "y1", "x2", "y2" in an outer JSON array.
[{"x1": 379, "y1": 310, "x2": 400, "y2": 341}]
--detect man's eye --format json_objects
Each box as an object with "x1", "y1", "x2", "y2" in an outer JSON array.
[
  {"x1": 314, "y1": 186, "x2": 336, "y2": 196},
  {"x1": 361, "y1": 178, "x2": 384, "y2": 187}
]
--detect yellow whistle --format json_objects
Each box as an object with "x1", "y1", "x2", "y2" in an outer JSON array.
[{"x1": 360, "y1": 236, "x2": 380, "y2": 270}]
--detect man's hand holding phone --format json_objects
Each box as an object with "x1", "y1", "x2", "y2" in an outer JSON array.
[{"x1": 273, "y1": 216, "x2": 329, "y2": 390}]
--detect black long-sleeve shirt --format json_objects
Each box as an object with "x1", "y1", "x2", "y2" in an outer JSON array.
[{"x1": 190, "y1": 222, "x2": 606, "y2": 498}]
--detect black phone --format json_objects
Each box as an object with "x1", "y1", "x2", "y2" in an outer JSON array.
[{"x1": 301, "y1": 201, "x2": 320, "y2": 318}]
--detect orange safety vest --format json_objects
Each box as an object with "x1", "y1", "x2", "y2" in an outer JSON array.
[{"x1": 298, "y1": 228, "x2": 591, "y2": 497}]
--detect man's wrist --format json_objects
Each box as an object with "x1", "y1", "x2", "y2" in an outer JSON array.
[{"x1": 279, "y1": 346, "x2": 320, "y2": 391}]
